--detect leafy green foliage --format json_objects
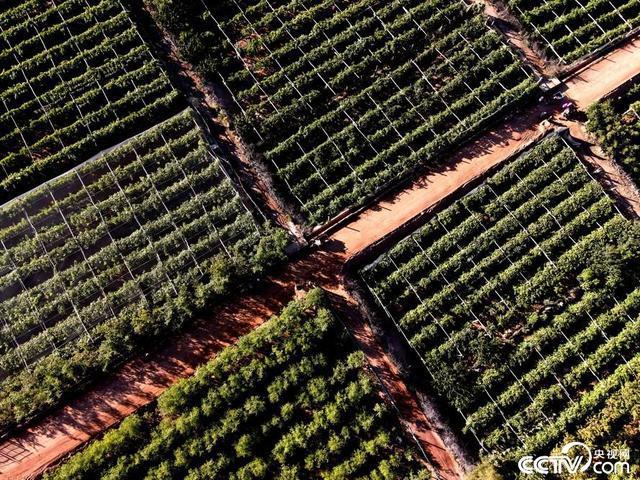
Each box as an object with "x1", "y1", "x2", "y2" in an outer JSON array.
[
  {"x1": 504, "y1": 0, "x2": 640, "y2": 63},
  {"x1": 587, "y1": 82, "x2": 640, "y2": 187},
  {"x1": 0, "y1": 111, "x2": 288, "y2": 432},
  {"x1": 150, "y1": 0, "x2": 537, "y2": 226},
  {"x1": 0, "y1": 0, "x2": 182, "y2": 202}
]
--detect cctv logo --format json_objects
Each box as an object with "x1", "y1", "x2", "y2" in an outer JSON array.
[{"x1": 518, "y1": 442, "x2": 630, "y2": 476}]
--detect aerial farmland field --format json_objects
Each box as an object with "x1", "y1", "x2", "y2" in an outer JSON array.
[
  {"x1": 43, "y1": 290, "x2": 433, "y2": 480},
  {"x1": 0, "y1": 0, "x2": 182, "y2": 202},
  {"x1": 151, "y1": 0, "x2": 539, "y2": 226},
  {"x1": 0, "y1": 108, "x2": 287, "y2": 431},
  {"x1": 0, "y1": 0, "x2": 639, "y2": 479},
  {"x1": 359, "y1": 133, "x2": 640, "y2": 472}
]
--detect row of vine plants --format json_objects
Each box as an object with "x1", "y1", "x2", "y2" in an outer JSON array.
[
  {"x1": 587, "y1": 78, "x2": 640, "y2": 187},
  {"x1": 503, "y1": 0, "x2": 640, "y2": 64},
  {"x1": 150, "y1": 0, "x2": 538, "y2": 227},
  {"x1": 0, "y1": 0, "x2": 182, "y2": 203}
]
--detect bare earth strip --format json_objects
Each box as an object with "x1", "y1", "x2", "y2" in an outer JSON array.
[
  {"x1": 562, "y1": 119, "x2": 640, "y2": 217},
  {"x1": 0, "y1": 104, "x2": 549, "y2": 479},
  {"x1": 0, "y1": 285, "x2": 283, "y2": 480},
  {"x1": 474, "y1": 0, "x2": 555, "y2": 78},
  {"x1": 331, "y1": 292, "x2": 466, "y2": 479},
  {"x1": 2, "y1": 28, "x2": 640, "y2": 480},
  {"x1": 0, "y1": 249, "x2": 463, "y2": 480},
  {"x1": 332, "y1": 107, "x2": 549, "y2": 257},
  {"x1": 564, "y1": 35, "x2": 640, "y2": 109}
]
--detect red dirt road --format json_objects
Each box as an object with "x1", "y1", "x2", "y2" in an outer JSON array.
[
  {"x1": 333, "y1": 108, "x2": 549, "y2": 257},
  {"x1": 0, "y1": 249, "x2": 463, "y2": 480},
  {"x1": 332, "y1": 292, "x2": 464, "y2": 479},
  {"x1": 0, "y1": 103, "x2": 550, "y2": 480},
  {"x1": 565, "y1": 35, "x2": 640, "y2": 109},
  {"x1": 562, "y1": 119, "x2": 640, "y2": 217},
  {"x1": 475, "y1": 0, "x2": 555, "y2": 78}
]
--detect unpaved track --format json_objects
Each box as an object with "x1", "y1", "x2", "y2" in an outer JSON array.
[
  {"x1": 564, "y1": 35, "x2": 640, "y2": 108},
  {"x1": 330, "y1": 292, "x2": 464, "y2": 479},
  {"x1": 2, "y1": 22, "x2": 640, "y2": 480},
  {"x1": 475, "y1": 0, "x2": 555, "y2": 78},
  {"x1": 333, "y1": 106, "x2": 551, "y2": 256},
  {"x1": 0, "y1": 105, "x2": 558, "y2": 480},
  {"x1": 0, "y1": 285, "x2": 282, "y2": 480}
]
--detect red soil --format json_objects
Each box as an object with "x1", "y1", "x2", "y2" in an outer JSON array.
[
  {"x1": 333, "y1": 292, "x2": 465, "y2": 479},
  {"x1": 2, "y1": 24, "x2": 640, "y2": 480},
  {"x1": 564, "y1": 35, "x2": 640, "y2": 109},
  {"x1": 561, "y1": 119, "x2": 640, "y2": 217},
  {"x1": 333, "y1": 107, "x2": 551, "y2": 257},
  {"x1": 0, "y1": 248, "x2": 462, "y2": 480},
  {"x1": 0, "y1": 282, "x2": 283, "y2": 480}
]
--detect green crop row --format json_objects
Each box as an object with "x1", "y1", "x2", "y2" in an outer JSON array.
[
  {"x1": 0, "y1": 109, "x2": 287, "y2": 433},
  {"x1": 587, "y1": 79, "x2": 640, "y2": 187},
  {"x1": 0, "y1": 0, "x2": 182, "y2": 202},
  {"x1": 505, "y1": 0, "x2": 640, "y2": 63}
]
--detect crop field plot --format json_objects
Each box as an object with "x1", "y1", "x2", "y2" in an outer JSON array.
[
  {"x1": 3, "y1": 0, "x2": 640, "y2": 476},
  {"x1": 359, "y1": 134, "x2": 640, "y2": 466},
  {"x1": 588, "y1": 79, "x2": 640, "y2": 186},
  {"x1": 0, "y1": 109, "x2": 265, "y2": 430},
  {"x1": 0, "y1": 0, "x2": 181, "y2": 203},
  {"x1": 505, "y1": 0, "x2": 640, "y2": 64},
  {"x1": 44, "y1": 290, "x2": 431, "y2": 480},
  {"x1": 185, "y1": 0, "x2": 538, "y2": 226}
]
